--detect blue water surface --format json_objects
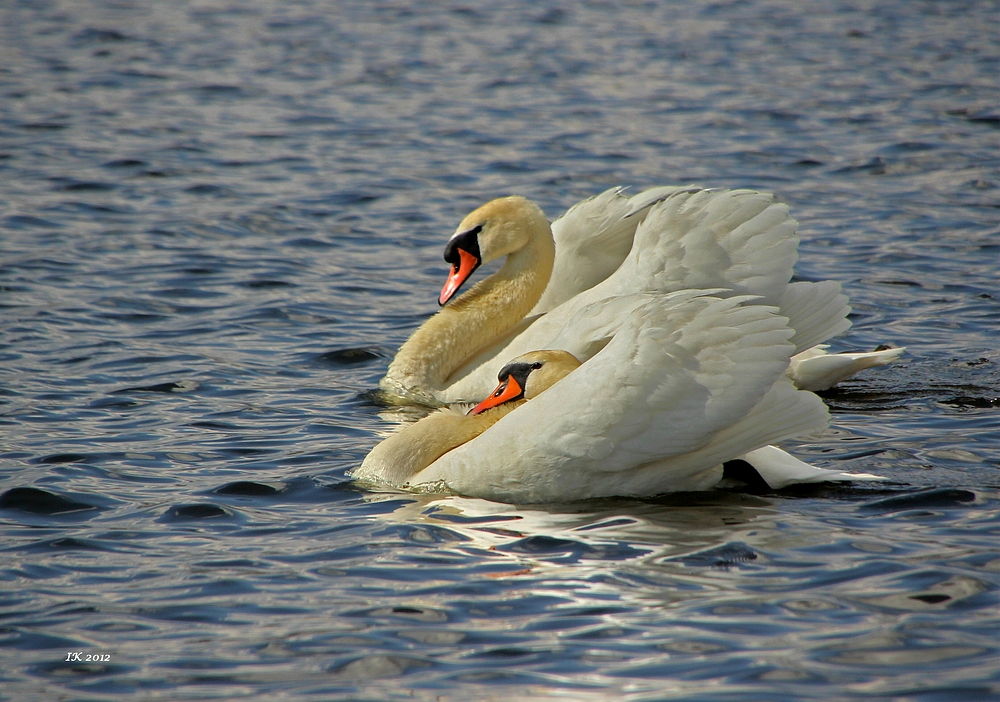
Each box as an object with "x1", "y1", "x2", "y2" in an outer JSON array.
[{"x1": 1, "y1": 1, "x2": 999, "y2": 700}]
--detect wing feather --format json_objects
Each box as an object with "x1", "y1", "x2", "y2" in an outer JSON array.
[
  {"x1": 533, "y1": 186, "x2": 688, "y2": 314},
  {"x1": 780, "y1": 280, "x2": 852, "y2": 352}
]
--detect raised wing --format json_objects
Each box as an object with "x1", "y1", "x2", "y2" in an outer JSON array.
[
  {"x1": 780, "y1": 280, "x2": 851, "y2": 353},
  {"x1": 599, "y1": 188, "x2": 798, "y2": 306},
  {"x1": 532, "y1": 186, "x2": 686, "y2": 315}
]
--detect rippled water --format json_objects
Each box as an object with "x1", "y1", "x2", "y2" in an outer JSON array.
[{"x1": 2, "y1": 1, "x2": 999, "y2": 699}]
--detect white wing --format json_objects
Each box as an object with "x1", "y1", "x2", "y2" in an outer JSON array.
[
  {"x1": 416, "y1": 292, "x2": 820, "y2": 502},
  {"x1": 602, "y1": 188, "x2": 798, "y2": 306},
  {"x1": 532, "y1": 185, "x2": 686, "y2": 315}
]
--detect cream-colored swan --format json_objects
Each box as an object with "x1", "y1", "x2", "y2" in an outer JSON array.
[
  {"x1": 358, "y1": 291, "x2": 884, "y2": 502},
  {"x1": 379, "y1": 187, "x2": 902, "y2": 405},
  {"x1": 359, "y1": 350, "x2": 580, "y2": 487},
  {"x1": 380, "y1": 196, "x2": 555, "y2": 406}
]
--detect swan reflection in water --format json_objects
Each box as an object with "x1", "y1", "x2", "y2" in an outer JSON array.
[{"x1": 357, "y1": 489, "x2": 789, "y2": 608}]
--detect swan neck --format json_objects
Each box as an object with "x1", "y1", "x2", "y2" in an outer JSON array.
[
  {"x1": 358, "y1": 401, "x2": 523, "y2": 485},
  {"x1": 383, "y1": 221, "x2": 554, "y2": 402}
]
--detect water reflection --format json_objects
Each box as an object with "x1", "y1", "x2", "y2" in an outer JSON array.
[{"x1": 370, "y1": 492, "x2": 779, "y2": 560}]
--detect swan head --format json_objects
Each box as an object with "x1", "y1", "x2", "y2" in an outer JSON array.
[
  {"x1": 439, "y1": 196, "x2": 549, "y2": 306},
  {"x1": 468, "y1": 350, "x2": 582, "y2": 415}
]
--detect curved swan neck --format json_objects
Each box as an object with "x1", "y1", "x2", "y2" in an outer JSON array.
[
  {"x1": 382, "y1": 211, "x2": 555, "y2": 403},
  {"x1": 357, "y1": 400, "x2": 524, "y2": 485}
]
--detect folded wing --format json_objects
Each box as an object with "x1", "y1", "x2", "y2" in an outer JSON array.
[{"x1": 416, "y1": 292, "x2": 826, "y2": 502}]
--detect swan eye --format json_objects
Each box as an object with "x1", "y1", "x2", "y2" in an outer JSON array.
[{"x1": 530, "y1": 362, "x2": 543, "y2": 370}]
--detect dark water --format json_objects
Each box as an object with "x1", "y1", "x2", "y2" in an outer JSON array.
[{"x1": 2, "y1": 1, "x2": 999, "y2": 699}]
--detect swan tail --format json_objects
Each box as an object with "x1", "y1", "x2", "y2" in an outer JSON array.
[
  {"x1": 787, "y1": 345, "x2": 906, "y2": 392},
  {"x1": 739, "y1": 445, "x2": 887, "y2": 489}
]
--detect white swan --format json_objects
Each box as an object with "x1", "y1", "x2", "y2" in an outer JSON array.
[
  {"x1": 379, "y1": 187, "x2": 902, "y2": 405},
  {"x1": 357, "y1": 291, "x2": 884, "y2": 503}
]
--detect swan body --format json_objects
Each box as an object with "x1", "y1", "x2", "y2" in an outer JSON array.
[
  {"x1": 379, "y1": 186, "x2": 901, "y2": 406},
  {"x1": 358, "y1": 292, "x2": 885, "y2": 503}
]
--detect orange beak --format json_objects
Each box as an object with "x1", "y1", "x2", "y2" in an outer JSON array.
[
  {"x1": 468, "y1": 375, "x2": 524, "y2": 415},
  {"x1": 439, "y1": 248, "x2": 480, "y2": 306}
]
